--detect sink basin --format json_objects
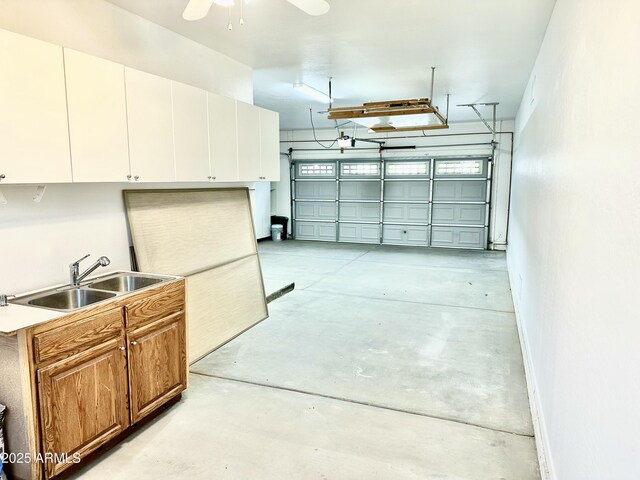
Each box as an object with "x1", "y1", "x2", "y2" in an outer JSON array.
[
  {"x1": 27, "y1": 288, "x2": 116, "y2": 311},
  {"x1": 88, "y1": 274, "x2": 164, "y2": 293},
  {"x1": 12, "y1": 272, "x2": 175, "y2": 313}
]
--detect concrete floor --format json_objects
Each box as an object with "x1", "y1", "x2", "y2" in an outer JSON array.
[{"x1": 74, "y1": 240, "x2": 539, "y2": 479}]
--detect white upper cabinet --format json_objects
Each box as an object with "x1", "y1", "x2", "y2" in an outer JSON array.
[
  {"x1": 125, "y1": 67, "x2": 175, "y2": 182},
  {"x1": 258, "y1": 107, "x2": 281, "y2": 181},
  {"x1": 64, "y1": 49, "x2": 130, "y2": 182},
  {"x1": 208, "y1": 93, "x2": 239, "y2": 182},
  {"x1": 0, "y1": 28, "x2": 281, "y2": 186},
  {"x1": 0, "y1": 29, "x2": 71, "y2": 184},
  {"x1": 236, "y1": 101, "x2": 262, "y2": 182},
  {"x1": 172, "y1": 81, "x2": 210, "y2": 182}
]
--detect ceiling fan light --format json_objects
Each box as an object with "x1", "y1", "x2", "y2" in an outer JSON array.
[
  {"x1": 182, "y1": 0, "x2": 215, "y2": 21},
  {"x1": 286, "y1": 0, "x2": 330, "y2": 16},
  {"x1": 293, "y1": 83, "x2": 332, "y2": 104}
]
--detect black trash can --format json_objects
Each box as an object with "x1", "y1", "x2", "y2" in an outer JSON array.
[{"x1": 270, "y1": 216, "x2": 289, "y2": 240}]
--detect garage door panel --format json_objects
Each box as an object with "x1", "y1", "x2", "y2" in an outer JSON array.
[
  {"x1": 431, "y1": 228, "x2": 455, "y2": 245},
  {"x1": 459, "y1": 205, "x2": 485, "y2": 223},
  {"x1": 339, "y1": 223, "x2": 380, "y2": 244},
  {"x1": 460, "y1": 182, "x2": 487, "y2": 201},
  {"x1": 384, "y1": 181, "x2": 430, "y2": 201},
  {"x1": 295, "y1": 202, "x2": 336, "y2": 221},
  {"x1": 296, "y1": 203, "x2": 315, "y2": 219},
  {"x1": 339, "y1": 202, "x2": 380, "y2": 222},
  {"x1": 296, "y1": 181, "x2": 336, "y2": 200},
  {"x1": 431, "y1": 205, "x2": 455, "y2": 222},
  {"x1": 431, "y1": 226, "x2": 485, "y2": 249},
  {"x1": 383, "y1": 203, "x2": 429, "y2": 223},
  {"x1": 296, "y1": 221, "x2": 336, "y2": 241},
  {"x1": 382, "y1": 225, "x2": 404, "y2": 243},
  {"x1": 340, "y1": 181, "x2": 381, "y2": 201},
  {"x1": 406, "y1": 226, "x2": 430, "y2": 243},
  {"x1": 432, "y1": 180, "x2": 486, "y2": 202},
  {"x1": 459, "y1": 229, "x2": 484, "y2": 247},
  {"x1": 382, "y1": 225, "x2": 429, "y2": 246},
  {"x1": 432, "y1": 204, "x2": 485, "y2": 225}
]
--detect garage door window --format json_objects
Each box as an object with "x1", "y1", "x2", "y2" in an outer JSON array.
[
  {"x1": 386, "y1": 162, "x2": 429, "y2": 176},
  {"x1": 299, "y1": 164, "x2": 335, "y2": 176},
  {"x1": 341, "y1": 163, "x2": 379, "y2": 176},
  {"x1": 435, "y1": 160, "x2": 483, "y2": 176}
]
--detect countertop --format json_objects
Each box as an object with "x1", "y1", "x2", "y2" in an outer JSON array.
[{"x1": 0, "y1": 303, "x2": 65, "y2": 336}]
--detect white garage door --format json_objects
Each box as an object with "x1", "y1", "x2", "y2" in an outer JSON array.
[{"x1": 292, "y1": 157, "x2": 491, "y2": 249}]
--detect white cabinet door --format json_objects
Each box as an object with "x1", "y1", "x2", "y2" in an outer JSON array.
[
  {"x1": 251, "y1": 181, "x2": 272, "y2": 239},
  {"x1": 258, "y1": 107, "x2": 281, "y2": 181},
  {"x1": 172, "y1": 81, "x2": 210, "y2": 182},
  {"x1": 125, "y1": 67, "x2": 175, "y2": 182},
  {"x1": 208, "y1": 93, "x2": 238, "y2": 182},
  {"x1": 64, "y1": 49, "x2": 130, "y2": 182},
  {"x1": 0, "y1": 29, "x2": 71, "y2": 184},
  {"x1": 236, "y1": 101, "x2": 261, "y2": 182}
]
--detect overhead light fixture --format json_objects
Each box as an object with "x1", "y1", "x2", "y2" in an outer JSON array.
[
  {"x1": 183, "y1": 0, "x2": 328, "y2": 22},
  {"x1": 293, "y1": 83, "x2": 332, "y2": 104}
]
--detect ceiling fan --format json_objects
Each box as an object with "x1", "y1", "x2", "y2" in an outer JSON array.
[{"x1": 182, "y1": 0, "x2": 330, "y2": 21}]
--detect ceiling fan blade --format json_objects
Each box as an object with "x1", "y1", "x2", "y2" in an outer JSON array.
[
  {"x1": 286, "y1": 0, "x2": 330, "y2": 16},
  {"x1": 182, "y1": 0, "x2": 214, "y2": 21}
]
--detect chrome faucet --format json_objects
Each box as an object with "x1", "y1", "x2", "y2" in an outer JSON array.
[{"x1": 69, "y1": 254, "x2": 111, "y2": 287}]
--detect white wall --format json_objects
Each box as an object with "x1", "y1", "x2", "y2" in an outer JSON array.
[
  {"x1": 508, "y1": 0, "x2": 640, "y2": 478},
  {"x1": 0, "y1": 0, "x2": 254, "y2": 294},
  {"x1": 277, "y1": 121, "x2": 513, "y2": 247}
]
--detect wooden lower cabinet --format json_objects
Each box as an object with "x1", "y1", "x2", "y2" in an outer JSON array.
[
  {"x1": 127, "y1": 312, "x2": 187, "y2": 423},
  {"x1": 27, "y1": 280, "x2": 186, "y2": 479},
  {"x1": 37, "y1": 337, "x2": 129, "y2": 478}
]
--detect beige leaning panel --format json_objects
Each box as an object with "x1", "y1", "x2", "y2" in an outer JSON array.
[
  {"x1": 187, "y1": 256, "x2": 267, "y2": 362},
  {"x1": 124, "y1": 188, "x2": 268, "y2": 362},
  {"x1": 124, "y1": 189, "x2": 257, "y2": 276}
]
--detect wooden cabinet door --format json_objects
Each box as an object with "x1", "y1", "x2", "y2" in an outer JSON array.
[
  {"x1": 236, "y1": 101, "x2": 262, "y2": 182},
  {"x1": 258, "y1": 107, "x2": 281, "y2": 181},
  {"x1": 208, "y1": 92, "x2": 239, "y2": 182},
  {"x1": 0, "y1": 29, "x2": 71, "y2": 184},
  {"x1": 38, "y1": 337, "x2": 129, "y2": 478},
  {"x1": 172, "y1": 81, "x2": 210, "y2": 182},
  {"x1": 124, "y1": 67, "x2": 175, "y2": 182},
  {"x1": 127, "y1": 312, "x2": 187, "y2": 423},
  {"x1": 64, "y1": 48, "x2": 131, "y2": 182}
]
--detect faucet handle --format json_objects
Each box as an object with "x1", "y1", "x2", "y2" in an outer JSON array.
[
  {"x1": 70, "y1": 253, "x2": 91, "y2": 268},
  {"x1": 0, "y1": 294, "x2": 15, "y2": 307}
]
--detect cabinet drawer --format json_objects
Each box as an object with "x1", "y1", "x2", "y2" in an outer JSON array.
[
  {"x1": 33, "y1": 307, "x2": 124, "y2": 364},
  {"x1": 125, "y1": 285, "x2": 185, "y2": 328}
]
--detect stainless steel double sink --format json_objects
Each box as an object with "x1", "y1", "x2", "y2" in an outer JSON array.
[{"x1": 13, "y1": 272, "x2": 174, "y2": 312}]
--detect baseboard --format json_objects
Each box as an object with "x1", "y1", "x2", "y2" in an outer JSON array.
[{"x1": 507, "y1": 255, "x2": 555, "y2": 480}]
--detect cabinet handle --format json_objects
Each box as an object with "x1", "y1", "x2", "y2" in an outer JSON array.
[
  {"x1": 207, "y1": 176, "x2": 211, "y2": 180},
  {"x1": 118, "y1": 346, "x2": 125, "y2": 351},
  {"x1": 134, "y1": 175, "x2": 140, "y2": 181},
  {"x1": 212, "y1": 176, "x2": 216, "y2": 180},
  {"x1": 0, "y1": 174, "x2": 5, "y2": 181},
  {"x1": 130, "y1": 341, "x2": 138, "y2": 346},
  {"x1": 127, "y1": 174, "x2": 132, "y2": 180}
]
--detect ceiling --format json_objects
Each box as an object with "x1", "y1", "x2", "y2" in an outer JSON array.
[{"x1": 106, "y1": 0, "x2": 556, "y2": 130}]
